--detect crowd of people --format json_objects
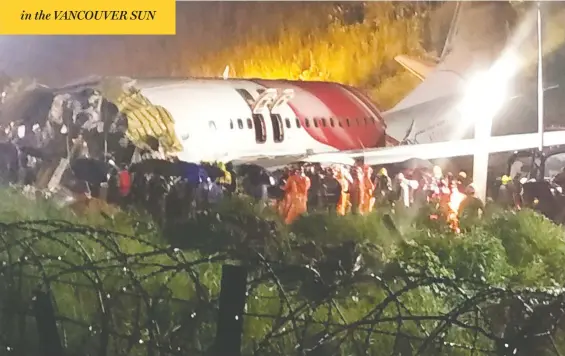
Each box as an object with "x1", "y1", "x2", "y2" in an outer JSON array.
[
  {"x1": 46, "y1": 155, "x2": 482, "y2": 232},
  {"x1": 249, "y1": 162, "x2": 485, "y2": 232},
  {"x1": 2, "y1": 82, "x2": 562, "y2": 229}
]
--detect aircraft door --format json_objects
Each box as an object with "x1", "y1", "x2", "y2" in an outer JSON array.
[
  {"x1": 269, "y1": 114, "x2": 284, "y2": 143},
  {"x1": 251, "y1": 89, "x2": 277, "y2": 144},
  {"x1": 252, "y1": 114, "x2": 267, "y2": 143},
  {"x1": 267, "y1": 89, "x2": 294, "y2": 144}
]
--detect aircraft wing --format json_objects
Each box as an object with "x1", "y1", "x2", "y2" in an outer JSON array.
[
  {"x1": 394, "y1": 55, "x2": 436, "y2": 81},
  {"x1": 229, "y1": 130, "x2": 565, "y2": 170},
  {"x1": 230, "y1": 152, "x2": 356, "y2": 169},
  {"x1": 338, "y1": 130, "x2": 565, "y2": 166}
]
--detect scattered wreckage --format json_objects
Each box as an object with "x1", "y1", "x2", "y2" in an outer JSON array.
[{"x1": 0, "y1": 76, "x2": 182, "y2": 210}]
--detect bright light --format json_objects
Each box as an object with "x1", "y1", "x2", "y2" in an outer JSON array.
[
  {"x1": 461, "y1": 50, "x2": 521, "y2": 203},
  {"x1": 459, "y1": 51, "x2": 521, "y2": 123}
]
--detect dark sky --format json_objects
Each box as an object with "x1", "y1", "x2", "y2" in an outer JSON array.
[{"x1": 0, "y1": 2, "x2": 335, "y2": 84}]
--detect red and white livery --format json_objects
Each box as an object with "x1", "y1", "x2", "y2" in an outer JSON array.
[{"x1": 135, "y1": 78, "x2": 390, "y2": 165}]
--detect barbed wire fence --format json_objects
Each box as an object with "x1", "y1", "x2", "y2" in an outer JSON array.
[{"x1": 0, "y1": 220, "x2": 563, "y2": 355}]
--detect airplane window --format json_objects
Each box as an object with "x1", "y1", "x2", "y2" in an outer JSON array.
[
  {"x1": 364, "y1": 118, "x2": 368, "y2": 125},
  {"x1": 321, "y1": 118, "x2": 327, "y2": 127},
  {"x1": 247, "y1": 118, "x2": 253, "y2": 129},
  {"x1": 237, "y1": 119, "x2": 244, "y2": 129},
  {"x1": 296, "y1": 118, "x2": 301, "y2": 128},
  {"x1": 346, "y1": 119, "x2": 350, "y2": 127},
  {"x1": 305, "y1": 119, "x2": 310, "y2": 128},
  {"x1": 313, "y1": 119, "x2": 319, "y2": 128},
  {"x1": 338, "y1": 120, "x2": 343, "y2": 127},
  {"x1": 209, "y1": 121, "x2": 217, "y2": 130},
  {"x1": 371, "y1": 117, "x2": 376, "y2": 124},
  {"x1": 330, "y1": 118, "x2": 335, "y2": 127},
  {"x1": 285, "y1": 118, "x2": 291, "y2": 128},
  {"x1": 229, "y1": 120, "x2": 234, "y2": 129}
]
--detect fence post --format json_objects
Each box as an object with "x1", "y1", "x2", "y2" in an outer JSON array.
[
  {"x1": 33, "y1": 290, "x2": 64, "y2": 356},
  {"x1": 214, "y1": 264, "x2": 247, "y2": 356}
]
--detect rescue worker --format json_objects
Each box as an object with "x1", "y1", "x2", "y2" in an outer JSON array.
[
  {"x1": 459, "y1": 184, "x2": 485, "y2": 220},
  {"x1": 273, "y1": 168, "x2": 290, "y2": 213},
  {"x1": 335, "y1": 167, "x2": 350, "y2": 216},
  {"x1": 216, "y1": 162, "x2": 232, "y2": 190},
  {"x1": 447, "y1": 181, "x2": 465, "y2": 233},
  {"x1": 350, "y1": 166, "x2": 365, "y2": 214},
  {"x1": 323, "y1": 167, "x2": 341, "y2": 213},
  {"x1": 362, "y1": 165, "x2": 375, "y2": 213},
  {"x1": 224, "y1": 162, "x2": 237, "y2": 196},
  {"x1": 306, "y1": 164, "x2": 323, "y2": 211},
  {"x1": 374, "y1": 167, "x2": 392, "y2": 205},
  {"x1": 280, "y1": 166, "x2": 311, "y2": 224},
  {"x1": 432, "y1": 166, "x2": 451, "y2": 215},
  {"x1": 457, "y1": 171, "x2": 469, "y2": 192},
  {"x1": 497, "y1": 175, "x2": 514, "y2": 207}
]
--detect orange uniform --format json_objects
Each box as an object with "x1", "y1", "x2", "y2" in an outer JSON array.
[
  {"x1": 362, "y1": 165, "x2": 375, "y2": 214},
  {"x1": 350, "y1": 167, "x2": 365, "y2": 214},
  {"x1": 280, "y1": 172, "x2": 311, "y2": 224},
  {"x1": 447, "y1": 185, "x2": 465, "y2": 233},
  {"x1": 335, "y1": 169, "x2": 350, "y2": 216}
]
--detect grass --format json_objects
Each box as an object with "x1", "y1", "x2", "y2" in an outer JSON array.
[
  {"x1": 0, "y1": 188, "x2": 564, "y2": 354},
  {"x1": 196, "y1": 3, "x2": 429, "y2": 110}
]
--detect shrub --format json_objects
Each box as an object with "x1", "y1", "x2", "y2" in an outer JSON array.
[{"x1": 0, "y1": 192, "x2": 564, "y2": 355}]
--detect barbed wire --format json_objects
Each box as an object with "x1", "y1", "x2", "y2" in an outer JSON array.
[{"x1": 0, "y1": 220, "x2": 562, "y2": 355}]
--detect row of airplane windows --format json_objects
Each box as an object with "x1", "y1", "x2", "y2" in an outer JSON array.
[{"x1": 224, "y1": 116, "x2": 379, "y2": 130}]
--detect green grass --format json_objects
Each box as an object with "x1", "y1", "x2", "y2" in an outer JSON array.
[{"x1": 0, "y1": 188, "x2": 564, "y2": 355}]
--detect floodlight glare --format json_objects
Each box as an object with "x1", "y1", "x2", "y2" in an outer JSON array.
[{"x1": 459, "y1": 50, "x2": 521, "y2": 122}]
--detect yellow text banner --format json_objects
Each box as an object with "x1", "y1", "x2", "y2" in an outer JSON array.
[{"x1": 0, "y1": 0, "x2": 176, "y2": 35}]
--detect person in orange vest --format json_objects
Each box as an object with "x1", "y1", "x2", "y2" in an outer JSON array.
[
  {"x1": 362, "y1": 165, "x2": 375, "y2": 213},
  {"x1": 280, "y1": 166, "x2": 311, "y2": 224},
  {"x1": 447, "y1": 181, "x2": 465, "y2": 233},
  {"x1": 350, "y1": 166, "x2": 365, "y2": 214},
  {"x1": 335, "y1": 166, "x2": 350, "y2": 216}
]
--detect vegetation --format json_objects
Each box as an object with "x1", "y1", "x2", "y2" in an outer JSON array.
[
  {"x1": 0, "y1": 188, "x2": 565, "y2": 354},
  {"x1": 198, "y1": 2, "x2": 433, "y2": 109}
]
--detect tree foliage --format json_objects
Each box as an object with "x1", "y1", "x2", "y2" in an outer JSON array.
[{"x1": 197, "y1": 2, "x2": 432, "y2": 109}]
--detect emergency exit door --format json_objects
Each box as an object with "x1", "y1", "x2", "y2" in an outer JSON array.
[
  {"x1": 267, "y1": 89, "x2": 293, "y2": 144},
  {"x1": 270, "y1": 114, "x2": 284, "y2": 143},
  {"x1": 252, "y1": 114, "x2": 266, "y2": 143},
  {"x1": 251, "y1": 89, "x2": 277, "y2": 144}
]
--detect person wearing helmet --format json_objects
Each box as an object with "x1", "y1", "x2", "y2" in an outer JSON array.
[
  {"x1": 457, "y1": 171, "x2": 468, "y2": 193},
  {"x1": 497, "y1": 175, "x2": 514, "y2": 207}
]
